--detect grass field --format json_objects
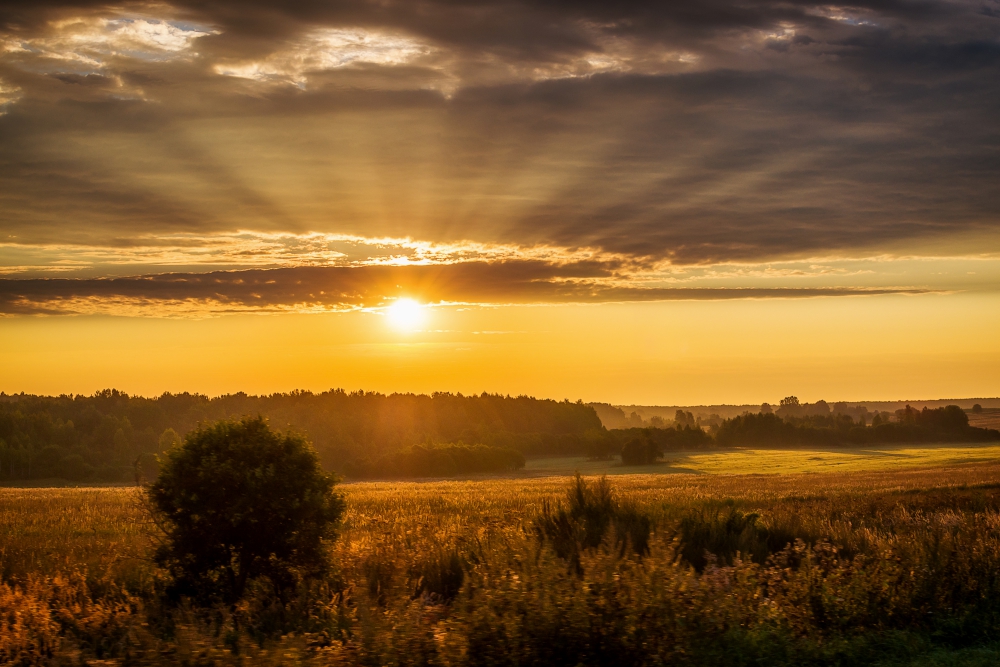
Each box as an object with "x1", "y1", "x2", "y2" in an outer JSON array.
[
  {"x1": 6, "y1": 456, "x2": 1000, "y2": 580},
  {"x1": 6, "y1": 451, "x2": 1000, "y2": 664},
  {"x1": 522, "y1": 442, "x2": 1000, "y2": 477},
  {"x1": 967, "y1": 409, "x2": 1000, "y2": 431}
]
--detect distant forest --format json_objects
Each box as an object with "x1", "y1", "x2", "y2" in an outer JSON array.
[
  {"x1": 0, "y1": 390, "x2": 602, "y2": 482},
  {"x1": 0, "y1": 391, "x2": 997, "y2": 482}
]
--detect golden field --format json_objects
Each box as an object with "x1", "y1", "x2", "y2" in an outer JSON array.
[
  {"x1": 522, "y1": 443, "x2": 1000, "y2": 477},
  {"x1": 5, "y1": 452, "x2": 1000, "y2": 665}
]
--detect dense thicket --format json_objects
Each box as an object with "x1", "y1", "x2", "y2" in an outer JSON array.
[
  {"x1": 149, "y1": 417, "x2": 345, "y2": 604},
  {"x1": 0, "y1": 389, "x2": 602, "y2": 481}
]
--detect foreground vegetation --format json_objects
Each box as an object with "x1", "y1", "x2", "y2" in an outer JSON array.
[{"x1": 7, "y1": 462, "x2": 1000, "y2": 665}]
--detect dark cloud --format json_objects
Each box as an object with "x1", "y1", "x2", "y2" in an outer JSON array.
[
  {"x1": 0, "y1": 0, "x2": 997, "y2": 279},
  {"x1": 0, "y1": 262, "x2": 932, "y2": 315},
  {"x1": 0, "y1": 0, "x2": 990, "y2": 62}
]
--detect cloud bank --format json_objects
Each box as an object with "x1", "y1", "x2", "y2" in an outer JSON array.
[{"x1": 0, "y1": 0, "x2": 997, "y2": 314}]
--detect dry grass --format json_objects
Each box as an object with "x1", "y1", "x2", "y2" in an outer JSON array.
[
  {"x1": 967, "y1": 409, "x2": 1000, "y2": 431},
  {"x1": 5, "y1": 461, "x2": 1000, "y2": 664},
  {"x1": 6, "y1": 461, "x2": 1000, "y2": 586}
]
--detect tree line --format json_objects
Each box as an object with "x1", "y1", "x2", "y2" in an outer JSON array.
[
  {"x1": 716, "y1": 404, "x2": 997, "y2": 447},
  {"x1": 0, "y1": 390, "x2": 996, "y2": 481},
  {"x1": 0, "y1": 389, "x2": 602, "y2": 481},
  {"x1": 343, "y1": 444, "x2": 526, "y2": 479}
]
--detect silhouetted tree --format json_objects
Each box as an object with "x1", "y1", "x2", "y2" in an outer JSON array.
[
  {"x1": 674, "y1": 410, "x2": 696, "y2": 427},
  {"x1": 626, "y1": 411, "x2": 645, "y2": 427},
  {"x1": 972, "y1": 404, "x2": 983, "y2": 414},
  {"x1": 621, "y1": 432, "x2": 661, "y2": 465},
  {"x1": 148, "y1": 417, "x2": 345, "y2": 604}
]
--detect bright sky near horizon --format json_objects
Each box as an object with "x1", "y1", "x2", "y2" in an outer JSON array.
[{"x1": 0, "y1": 1, "x2": 998, "y2": 403}]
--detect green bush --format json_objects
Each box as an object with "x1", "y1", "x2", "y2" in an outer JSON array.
[{"x1": 147, "y1": 416, "x2": 345, "y2": 604}]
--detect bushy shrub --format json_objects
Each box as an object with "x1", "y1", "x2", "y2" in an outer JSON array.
[
  {"x1": 147, "y1": 417, "x2": 345, "y2": 604},
  {"x1": 535, "y1": 474, "x2": 652, "y2": 574},
  {"x1": 679, "y1": 507, "x2": 766, "y2": 571},
  {"x1": 677, "y1": 505, "x2": 819, "y2": 571}
]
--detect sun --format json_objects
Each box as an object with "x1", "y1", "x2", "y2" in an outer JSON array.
[{"x1": 385, "y1": 298, "x2": 426, "y2": 331}]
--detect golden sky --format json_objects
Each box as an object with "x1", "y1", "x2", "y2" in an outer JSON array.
[
  {"x1": 2, "y1": 292, "x2": 998, "y2": 404},
  {"x1": 0, "y1": 1, "x2": 998, "y2": 403}
]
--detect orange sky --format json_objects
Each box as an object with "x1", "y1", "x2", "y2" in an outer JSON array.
[
  {"x1": 3, "y1": 292, "x2": 997, "y2": 404},
  {"x1": 1, "y1": 1, "x2": 998, "y2": 402}
]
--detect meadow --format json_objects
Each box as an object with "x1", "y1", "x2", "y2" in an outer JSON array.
[
  {"x1": 6, "y1": 452, "x2": 1000, "y2": 665},
  {"x1": 966, "y1": 409, "x2": 1000, "y2": 431},
  {"x1": 522, "y1": 442, "x2": 1000, "y2": 477}
]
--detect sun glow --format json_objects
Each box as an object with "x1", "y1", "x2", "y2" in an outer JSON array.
[{"x1": 385, "y1": 298, "x2": 426, "y2": 331}]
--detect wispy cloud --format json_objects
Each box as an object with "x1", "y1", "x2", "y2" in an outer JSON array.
[
  {"x1": 0, "y1": 232, "x2": 627, "y2": 275},
  {"x1": 0, "y1": 263, "x2": 936, "y2": 317},
  {"x1": 213, "y1": 28, "x2": 432, "y2": 86},
  {"x1": 2, "y1": 15, "x2": 215, "y2": 74}
]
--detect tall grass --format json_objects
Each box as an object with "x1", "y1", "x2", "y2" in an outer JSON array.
[{"x1": 5, "y1": 464, "x2": 1000, "y2": 664}]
